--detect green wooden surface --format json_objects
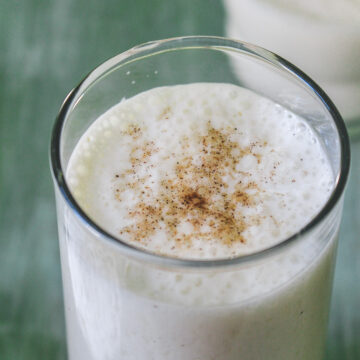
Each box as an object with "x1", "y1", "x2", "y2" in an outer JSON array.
[{"x1": 0, "y1": 1, "x2": 358, "y2": 359}]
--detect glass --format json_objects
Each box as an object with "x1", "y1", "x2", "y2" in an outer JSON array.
[
  {"x1": 50, "y1": 36, "x2": 350, "y2": 360},
  {"x1": 224, "y1": 0, "x2": 360, "y2": 126}
]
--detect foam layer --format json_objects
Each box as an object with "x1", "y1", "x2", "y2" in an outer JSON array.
[{"x1": 67, "y1": 83, "x2": 334, "y2": 259}]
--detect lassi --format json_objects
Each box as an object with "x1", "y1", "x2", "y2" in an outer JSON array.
[{"x1": 59, "y1": 83, "x2": 339, "y2": 359}]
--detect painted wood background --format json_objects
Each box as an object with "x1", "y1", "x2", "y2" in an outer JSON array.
[{"x1": 0, "y1": 0, "x2": 359, "y2": 359}]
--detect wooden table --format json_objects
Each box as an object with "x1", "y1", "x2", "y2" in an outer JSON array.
[{"x1": 0, "y1": 0, "x2": 359, "y2": 358}]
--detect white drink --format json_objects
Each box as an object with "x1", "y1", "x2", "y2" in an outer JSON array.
[
  {"x1": 224, "y1": 0, "x2": 360, "y2": 121},
  {"x1": 62, "y1": 83, "x2": 338, "y2": 359}
]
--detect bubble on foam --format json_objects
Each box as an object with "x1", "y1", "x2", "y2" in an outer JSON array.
[
  {"x1": 76, "y1": 164, "x2": 88, "y2": 176},
  {"x1": 68, "y1": 177, "x2": 79, "y2": 187}
]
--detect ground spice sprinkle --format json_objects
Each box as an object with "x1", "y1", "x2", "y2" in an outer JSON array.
[{"x1": 116, "y1": 120, "x2": 266, "y2": 251}]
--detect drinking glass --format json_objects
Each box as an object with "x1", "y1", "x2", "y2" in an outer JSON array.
[{"x1": 50, "y1": 36, "x2": 350, "y2": 360}]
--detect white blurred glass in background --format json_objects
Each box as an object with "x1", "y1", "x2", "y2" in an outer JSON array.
[{"x1": 224, "y1": 0, "x2": 360, "y2": 123}]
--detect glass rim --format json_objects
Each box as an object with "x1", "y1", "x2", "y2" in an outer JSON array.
[{"x1": 50, "y1": 35, "x2": 350, "y2": 269}]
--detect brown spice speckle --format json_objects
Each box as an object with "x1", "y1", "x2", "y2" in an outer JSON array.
[{"x1": 115, "y1": 122, "x2": 267, "y2": 250}]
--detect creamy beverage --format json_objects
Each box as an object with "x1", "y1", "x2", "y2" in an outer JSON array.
[
  {"x1": 61, "y1": 83, "x2": 338, "y2": 359},
  {"x1": 224, "y1": 0, "x2": 360, "y2": 121},
  {"x1": 68, "y1": 83, "x2": 333, "y2": 258}
]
